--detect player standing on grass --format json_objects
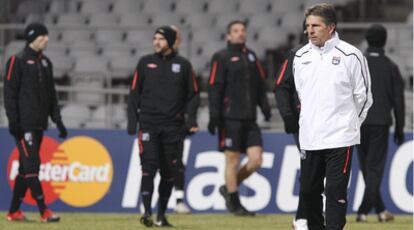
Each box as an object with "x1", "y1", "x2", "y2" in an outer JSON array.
[
  {"x1": 293, "y1": 4, "x2": 372, "y2": 229},
  {"x1": 4, "y1": 22, "x2": 66, "y2": 223},
  {"x1": 208, "y1": 20, "x2": 271, "y2": 216},
  {"x1": 127, "y1": 26, "x2": 199, "y2": 227}
]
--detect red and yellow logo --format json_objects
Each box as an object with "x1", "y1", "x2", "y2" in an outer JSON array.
[{"x1": 7, "y1": 136, "x2": 113, "y2": 207}]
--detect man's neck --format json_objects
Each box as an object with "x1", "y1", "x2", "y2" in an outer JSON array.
[{"x1": 29, "y1": 43, "x2": 40, "y2": 52}]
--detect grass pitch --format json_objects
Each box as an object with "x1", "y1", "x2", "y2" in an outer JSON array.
[{"x1": 0, "y1": 212, "x2": 412, "y2": 229}]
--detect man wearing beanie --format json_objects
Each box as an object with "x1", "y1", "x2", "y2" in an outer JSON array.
[
  {"x1": 356, "y1": 24, "x2": 405, "y2": 223},
  {"x1": 208, "y1": 20, "x2": 271, "y2": 216},
  {"x1": 127, "y1": 25, "x2": 199, "y2": 227},
  {"x1": 4, "y1": 22, "x2": 66, "y2": 223}
]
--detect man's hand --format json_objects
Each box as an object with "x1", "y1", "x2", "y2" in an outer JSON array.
[
  {"x1": 56, "y1": 120, "x2": 68, "y2": 138},
  {"x1": 9, "y1": 122, "x2": 22, "y2": 139},
  {"x1": 208, "y1": 117, "x2": 221, "y2": 135},
  {"x1": 283, "y1": 115, "x2": 299, "y2": 134},
  {"x1": 394, "y1": 128, "x2": 404, "y2": 145}
]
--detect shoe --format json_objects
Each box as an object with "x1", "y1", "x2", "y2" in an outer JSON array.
[
  {"x1": 356, "y1": 214, "x2": 367, "y2": 222},
  {"x1": 174, "y1": 202, "x2": 191, "y2": 214},
  {"x1": 140, "y1": 213, "x2": 154, "y2": 227},
  {"x1": 40, "y1": 209, "x2": 60, "y2": 223},
  {"x1": 233, "y1": 204, "x2": 255, "y2": 216},
  {"x1": 219, "y1": 185, "x2": 235, "y2": 212},
  {"x1": 378, "y1": 210, "x2": 394, "y2": 222},
  {"x1": 6, "y1": 210, "x2": 28, "y2": 222},
  {"x1": 292, "y1": 219, "x2": 309, "y2": 230},
  {"x1": 154, "y1": 216, "x2": 173, "y2": 227}
]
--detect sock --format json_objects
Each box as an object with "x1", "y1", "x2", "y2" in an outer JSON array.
[
  {"x1": 158, "y1": 178, "x2": 174, "y2": 218},
  {"x1": 141, "y1": 172, "x2": 155, "y2": 215},
  {"x1": 25, "y1": 176, "x2": 47, "y2": 215},
  {"x1": 175, "y1": 190, "x2": 184, "y2": 204},
  {"x1": 229, "y1": 191, "x2": 241, "y2": 207},
  {"x1": 9, "y1": 175, "x2": 28, "y2": 213}
]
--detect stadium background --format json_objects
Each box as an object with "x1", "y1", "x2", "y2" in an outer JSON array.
[{"x1": 0, "y1": 0, "x2": 412, "y2": 220}]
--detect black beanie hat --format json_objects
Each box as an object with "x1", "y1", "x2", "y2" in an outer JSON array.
[
  {"x1": 154, "y1": 26, "x2": 177, "y2": 49},
  {"x1": 366, "y1": 24, "x2": 387, "y2": 48},
  {"x1": 24, "y1": 22, "x2": 48, "y2": 44}
]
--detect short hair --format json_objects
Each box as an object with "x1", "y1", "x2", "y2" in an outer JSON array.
[
  {"x1": 305, "y1": 3, "x2": 337, "y2": 26},
  {"x1": 226, "y1": 20, "x2": 246, "y2": 34}
]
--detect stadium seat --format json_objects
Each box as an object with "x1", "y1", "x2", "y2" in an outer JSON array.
[
  {"x1": 214, "y1": 14, "x2": 249, "y2": 30},
  {"x1": 270, "y1": 0, "x2": 303, "y2": 14},
  {"x1": 16, "y1": 0, "x2": 45, "y2": 16},
  {"x1": 279, "y1": 12, "x2": 304, "y2": 30},
  {"x1": 207, "y1": 0, "x2": 239, "y2": 14},
  {"x1": 94, "y1": 29, "x2": 125, "y2": 44},
  {"x1": 111, "y1": 0, "x2": 144, "y2": 13},
  {"x1": 68, "y1": 41, "x2": 98, "y2": 58},
  {"x1": 174, "y1": 0, "x2": 207, "y2": 14},
  {"x1": 45, "y1": 54, "x2": 74, "y2": 79},
  {"x1": 119, "y1": 13, "x2": 151, "y2": 27},
  {"x1": 200, "y1": 42, "x2": 225, "y2": 59},
  {"x1": 88, "y1": 14, "x2": 119, "y2": 27},
  {"x1": 61, "y1": 30, "x2": 92, "y2": 44},
  {"x1": 256, "y1": 27, "x2": 290, "y2": 47},
  {"x1": 5, "y1": 41, "x2": 25, "y2": 59},
  {"x1": 150, "y1": 13, "x2": 185, "y2": 27},
  {"x1": 72, "y1": 56, "x2": 109, "y2": 75},
  {"x1": 184, "y1": 14, "x2": 215, "y2": 28},
  {"x1": 61, "y1": 103, "x2": 91, "y2": 128},
  {"x1": 101, "y1": 44, "x2": 134, "y2": 58},
  {"x1": 141, "y1": 0, "x2": 175, "y2": 13},
  {"x1": 238, "y1": 0, "x2": 271, "y2": 14},
  {"x1": 126, "y1": 29, "x2": 155, "y2": 44},
  {"x1": 45, "y1": 42, "x2": 68, "y2": 56},
  {"x1": 247, "y1": 41, "x2": 268, "y2": 59},
  {"x1": 191, "y1": 28, "x2": 224, "y2": 44},
  {"x1": 248, "y1": 14, "x2": 280, "y2": 29},
  {"x1": 79, "y1": 0, "x2": 111, "y2": 13},
  {"x1": 108, "y1": 56, "x2": 137, "y2": 79},
  {"x1": 57, "y1": 13, "x2": 87, "y2": 26}
]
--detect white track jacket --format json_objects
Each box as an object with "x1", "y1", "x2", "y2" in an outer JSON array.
[{"x1": 293, "y1": 32, "x2": 373, "y2": 150}]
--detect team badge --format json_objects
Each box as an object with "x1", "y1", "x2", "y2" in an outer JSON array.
[
  {"x1": 42, "y1": 59, "x2": 48, "y2": 67},
  {"x1": 230, "y1": 56, "x2": 239, "y2": 62},
  {"x1": 142, "y1": 133, "x2": 150, "y2": 141},
  {"x1": 225, "y1": 138, "x2": 232, "y2": 147},
  {"x1": 248, "y1": 53, "x2": 255, "y2": 62},
  {"x1": 24, "y1": 132, "x2": 33, "y2": 146},
  {"x1": 27, "y1": 60, "x2": 35, "y2": 65},
  {"x1": 172, "y1": 63, "x2": 181, "y2": 73},
  {"x1": 332, "y1": 56, "x2": 341, "y2": 65}
]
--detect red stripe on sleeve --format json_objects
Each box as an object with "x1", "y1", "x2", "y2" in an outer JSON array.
[
  {"x1": 20, "y1": 139, "x2": 29, "y2": 158},
  {"x1": 131, "y1": 71, "x2": 138, "y2": 90},
  {"x1": 7, "y1": 56, "x2": 16, "y2": 81},
  {"x1": 276, "y1": 59, "x2": 289, "y2": 85},
  {"x1": 192, "y1": 70, "x2": 199, "y2": 92},
  {"x1": 256, "y1": 61, "x2": 266, "y2": 79},
  {"x1": 138, "y1": 131, "x2": 143, "y2": 155},
  {"x1": 209, "y1": 62, "x2": 218, "y2": 86}
]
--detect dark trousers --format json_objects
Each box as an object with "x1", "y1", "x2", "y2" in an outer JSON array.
[
  {"x1": 300, "y1": 146, "x2": 353, "y2": 230},
  {"x1": 138, "y1": 123, "x2": 185, "y2": 214},
  {"x1": 293, "y1": 132, "x2": 311, "y2": 220},
  {"x1": 357, "y1": 125, "x2": 389, "y2": 214}
]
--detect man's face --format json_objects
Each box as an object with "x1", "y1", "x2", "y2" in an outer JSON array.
[
  {"x1": 305, "y1": 15, "x2": 335, "y2": 47},
  {"x1": 227, "y1": 23, "x2": 247, "y2": 44},
  {"x1": 31, "y1": 35, "x2": 49, "y2": 51},
  {"x1": 153, "y1": 33, "x2": 170, "y2": 54}
]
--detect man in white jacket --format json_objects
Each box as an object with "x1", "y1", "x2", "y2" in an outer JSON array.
[{"x1": 293, "y1": 4, "x2": 372, "y2": 230}]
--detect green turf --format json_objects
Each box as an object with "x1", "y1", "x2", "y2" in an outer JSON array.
[{"x1": 0, "y1": 212, "x2": 412, "y2": 229}]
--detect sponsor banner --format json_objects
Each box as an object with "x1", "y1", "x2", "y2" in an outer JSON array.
[{"x1": 0, "y1": 129, "x2": 412, "y2": 214}]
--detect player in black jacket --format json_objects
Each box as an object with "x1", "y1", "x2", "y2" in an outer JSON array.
[
  {"x1": 4, "y1": 23, "x2": 66, "y2": 223},
  {"x1": 356, "y1": 24, "x2": 405, "y2": 223},
  {"x1": 127, "y1": 26, "x2": 199, "y2": 227},
  {"x1": 208, "y1": 20, "x2": 271, "y2": 216}
]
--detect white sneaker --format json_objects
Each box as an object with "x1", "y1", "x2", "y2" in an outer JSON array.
[
  {"x1": 173, "y1": 202, "x2": 191, "y2": 214},
  {"x1": 292, "y1": 219, "x2": 309, "y2": 230}
]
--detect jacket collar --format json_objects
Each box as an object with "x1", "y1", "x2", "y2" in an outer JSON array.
[
  {"x1": 227, "y1": 43, "x2": 246, "y2": 52},
  {"x1": 155, "y1": 50, "x2": 176, "y2": 60},
  {"x1": 24, "y1": 45, "x2": 42, "y2": 58},
  {"x1": 309, "y1": 32, "x2": 340, "y2": 54},
  {"x1": 365, "y1": 47, "x2": 385, "y2": 57}
]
